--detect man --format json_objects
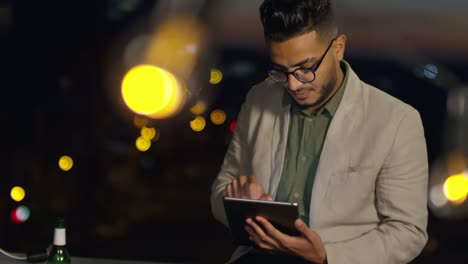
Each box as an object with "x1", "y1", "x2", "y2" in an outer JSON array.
[{"x1": 211, "y1": 0, "x2": 428, "y2": 263}]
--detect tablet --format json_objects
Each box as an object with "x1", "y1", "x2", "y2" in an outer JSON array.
[{"x1": 223, "y1": 197, "x2": 300, "y2": 245}]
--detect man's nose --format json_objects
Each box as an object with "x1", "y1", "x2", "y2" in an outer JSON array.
[{"x1": 286, "y1": 74, "x2": 303, "y2": 91}]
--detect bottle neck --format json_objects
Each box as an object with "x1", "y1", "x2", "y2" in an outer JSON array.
[{"x1": 53, "y1": 228, "x2": 66, "y2": 246}]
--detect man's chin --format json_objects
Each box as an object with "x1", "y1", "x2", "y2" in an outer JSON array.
[{"x1": 294, "y1": 99, "x2": 319, "y2": 109}]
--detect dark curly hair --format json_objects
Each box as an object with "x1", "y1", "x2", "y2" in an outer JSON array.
[{"x1": 260, "y1": 0, "x2": 337, "y2": 42}]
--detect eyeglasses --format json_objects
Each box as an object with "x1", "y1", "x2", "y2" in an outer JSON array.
[{"x1": 267, "y1": 37, "x2": 336, "y2": 83}]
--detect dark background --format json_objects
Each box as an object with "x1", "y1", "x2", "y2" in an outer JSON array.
[{"x1": 1, "y1": 1, "x2": 468, "y2": 263}]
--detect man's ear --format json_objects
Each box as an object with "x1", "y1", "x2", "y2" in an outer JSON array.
[{"x1": 333, "y1": 34, "x2": 347, "y2": 61}]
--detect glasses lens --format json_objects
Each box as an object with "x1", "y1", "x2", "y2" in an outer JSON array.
[
  {"x1": 294, "y1": 69, "x2": 316, "y2": 82},
  {"x1": 268, "y1": 70, "x2": 287, "y2": 83}
]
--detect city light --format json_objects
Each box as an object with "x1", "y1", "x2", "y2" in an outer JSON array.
[
  {"x1": 147, "y1": 74, "x2": 185, "y2": 120},
  {"x1": 190, "y1": 116, "x2": 206, "y2": 132},
  {"x1": 230, "y1": 120, "x2": 237, "y2": 133},
  {"x1": 136, "y1": 136, "x2": 151, "y2": 152},
  {"x1": 190, "y1": 101, "x2": 207, "y2": 115},
  {"x1": 144, "y1": 16, "x2": 205, "y2": 82},
  {"x1": 141, "y1": 126, "x2": 157, "y2": 140},
  {"x1": 10, "y1": 186, "x2": 26, "y2": 202},
  {"x1": 210, "y1": 69, "x2": 223, "y2": 84},
  {"x1": 210, "y1": 109, "x2": 226, "y2": 125},
  {"x1": 424, "y1": 64, "x2": 439, "y2": 79},
  {"x1": 133, "y1": 116, "x2": 149, "y2": 128},
  {"x1": 443, "y1": 171, "x2": 468, "y2": 205},
  {"x1": 10, "y1": 206, "x2": 30, "y2": 224},
  {"x1": 59, "y1": 155, "x2": 74, "y2": 171},
  {"x1": 122, "y1": 65, "x2": 184, "y2": 119},
  {"x1": 429, "y1": 184, "x2": 448, "y2": 208}
]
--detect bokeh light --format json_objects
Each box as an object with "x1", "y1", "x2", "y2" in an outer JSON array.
[
  {"x1": 144, "y1": 16, "x2": 205, "y2": 81},
  {"x1": 133, "y1": 115, "x2": 149, "y2": 128},
  {"x1": 210, "y1": 109, "x2": 226, "y2": 125},
  {"x1": 136, "y1": 136, "x2": 151, "y2": 152},
  {"x1": 141, "y1": 126, "x2": 157, "y2": 140},
  {"x1": 10, "y1": 186, "x2": 26, "y2": 202},
  {"x1": 447, "y1": 86, "x2": 468, "y2": 119},
  {"x1": 147, "y1": 75, "x2": 186, "y2": 120},
  {"x1": 190, "y1": 101, "x2": 207, "y2": 115},
  {"x1": 424, "y1": 64, "x2": 439, "y2": 79},
  {"x1": 10, "y1": 206, "x2": 30, "y2": 224},
  {"x1": 430, "y1": 184, "x2": 448, "y2": 208},
  {"x1": 10, "y1": 208, "x2": 20, "y2": 223},
  {"x1": 122, "y1": 65, "x2": 184, "y2": 119},
  {"x1": 230, "y1": 120, "x2": 237, "y2": 133},
  {"x1": 190, "y1": 116, "x2": 206, "y2": 132},
  {"x1": 59, "y1": 155, "x2": 74, "y2": 172},
  {"x1": 16, "y1": 206, "x2": 30, "y2": 223},
  {"x1": 210, "y1": 69, "x2": 223, "y2": 84},
  {"x1": 443, "y1": 172, "x2": 468, "y2": 205}
]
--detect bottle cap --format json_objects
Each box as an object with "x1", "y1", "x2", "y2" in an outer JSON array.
[{"x1": 55, "y1": 217, "x2": 65, "y2": 229}]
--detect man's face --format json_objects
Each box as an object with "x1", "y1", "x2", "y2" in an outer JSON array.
[{"x1": 267, "y1": 31, "x2": 345, "y2": 111}]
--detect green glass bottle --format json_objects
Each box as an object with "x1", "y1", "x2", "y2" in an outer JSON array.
[{"x1": 47, "y1": 217, "x2": 71, "y2": 264}]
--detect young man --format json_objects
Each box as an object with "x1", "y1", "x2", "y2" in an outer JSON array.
[{"x1": 211, "y1": 0, "x2": 428, "y2": 263}]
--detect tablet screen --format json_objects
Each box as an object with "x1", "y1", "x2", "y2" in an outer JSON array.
[{"x1": 223, "y1": 197, "x2": 300, "y2": 245}]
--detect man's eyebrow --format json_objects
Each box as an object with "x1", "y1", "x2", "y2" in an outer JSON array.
[{"x1": 271, "y1": 57, "x2": 317, "y2": 69}]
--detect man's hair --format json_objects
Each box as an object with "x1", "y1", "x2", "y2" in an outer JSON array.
[{"x1": 260, "y1": 0, "x2": 337, "y2": 42}]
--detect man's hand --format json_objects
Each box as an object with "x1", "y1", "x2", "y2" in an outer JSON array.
[
  {"x1": 225, "y1": 176, "x2": 273, "y2": 200},
  {"x1": 245, "y1": 216, "x2": 327, "y2": 264}
]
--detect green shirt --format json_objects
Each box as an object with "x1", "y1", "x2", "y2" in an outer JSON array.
[{"x1": 276, "y1": 64, "x2": 348, "y2": 224}]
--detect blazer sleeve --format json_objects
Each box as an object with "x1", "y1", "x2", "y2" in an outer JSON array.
[
  {"x1": 323, "y1": 108, "x2": 429, "y2": 264},
  {"x1": 210, "y1": 88, "x2": 254, "y2": 227}
]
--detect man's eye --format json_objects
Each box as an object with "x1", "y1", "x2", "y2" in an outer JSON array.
[{"x1": 299, "y1": 68, "x2": 312, "y2": 74}]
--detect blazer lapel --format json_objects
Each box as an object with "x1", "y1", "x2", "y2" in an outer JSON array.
[
  {"x1": 309, "y1": 64, "x2": 363, "y2": 227},
  {"x1": 269, "y1": 90, "x2": 291, "y2": 197}
]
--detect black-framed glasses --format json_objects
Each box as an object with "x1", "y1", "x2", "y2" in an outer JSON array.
[{"x1": 268, "y1": 37, "x2": 337, "y2": 83}]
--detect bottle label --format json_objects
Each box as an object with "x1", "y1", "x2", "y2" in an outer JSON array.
[{"x1": 53, "y1": 228, "x2": 66, "y2": 246}]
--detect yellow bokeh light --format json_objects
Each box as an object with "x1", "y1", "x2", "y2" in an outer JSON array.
[
  {"x1": 144, "y1": 16, "x2": 204, "y2": 81},
  {"x1": 10, "y1": 186, "x2": 26, "y2": 202},
  {"x1": 122, "y1": 65, "x2": 185, "y2": 119},
  {"x1": 133, "y1": 116, "x2": 149, "y2": 128},
  {"x1": 58, "y1": 155, "x2": 74, "y2": 172},
  {"x1": 447, "y1": 152, "x2": 467, "y2": 175},
  {"x1": 136, "y1": 137, "x2": 151, "y2": 152},
  {"x1": 443, "y1": 172, "x2": 468, "y2": 204},
  {"x1": 141, "y1": 126, "x2": 156, "y2": 140},
  {"x1": 210, "y1": 109, "x2": 226, "y2": 125},
  {"x1": 190, "y1": 116, "x2": 206, "y2": 132},
  {"x1": 190, "y1": 101, "x2": 207, "y2": 115},
  {"x1": 147, "y1": 73, "x2": 185, "y2": 119},
  {"x1": 122, "y1": 65, "x2": 174, "y2": 115},
  {"x1": 210, "y1": 69, "x2": 223, "y2": 84}
]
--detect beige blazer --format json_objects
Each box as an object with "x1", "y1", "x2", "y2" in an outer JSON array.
[{"x1": 211, "y1": 62, "x2": 428, "y2": 264}]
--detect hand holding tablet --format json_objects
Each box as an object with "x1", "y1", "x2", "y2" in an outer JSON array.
[{"x1": 223, "y1": 197, "x2": 301, "y2": 245}]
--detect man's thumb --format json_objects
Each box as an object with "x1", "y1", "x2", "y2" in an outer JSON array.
[
  {"x1": 295, "y1": 219, "x2": 308, "y2": 233},
  {"x1": 295, "y1": 219, "x2": 314, "y2": 241}
]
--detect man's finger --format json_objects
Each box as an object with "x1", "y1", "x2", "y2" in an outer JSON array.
[
  {"x1": 294, "y1": 219, "x2": 315, "y2": 242},
  {"x1": 238, "y1": 175, "x2": 248, "y2": 186},
  {"x1": 248, "y1": 184, "x2": 262, "y2": 199},
  {"x1": 231, "y1": 179, "x2": 239, "y2": 197},
  {"x1": 260, "y1": 194, "x2": 273, "y2": 201},
  {"x1": 247, "y1": 175, "x2": 258, "y2": 183},
  {"x1": 246, "y1": 218, "x2": 283, "y2": 250},
  {"x1": 225, "y1": 184, "x2": 233, "y2": 197},
  {"x1": 245, "y1": 225, "x2": 275, "y2": 251},
  {"x1": 256, "y1": 216, "x2": 289, "y2": 243}
]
